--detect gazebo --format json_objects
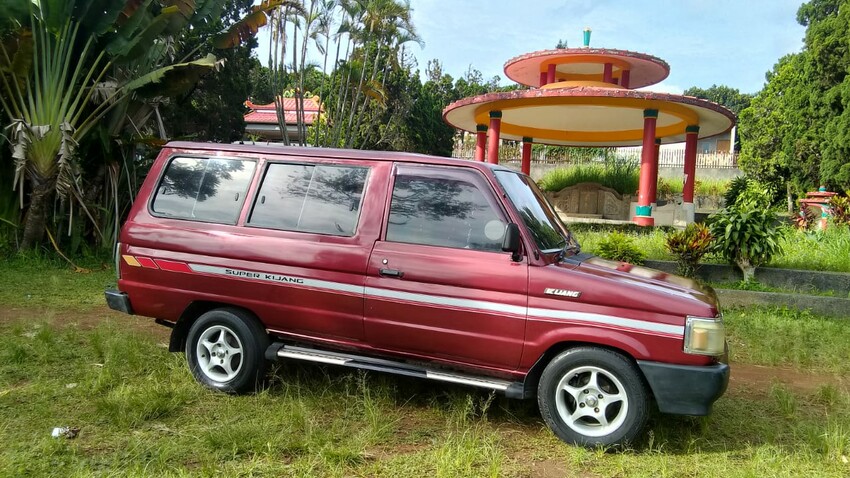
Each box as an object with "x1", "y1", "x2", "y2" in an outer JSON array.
[{"x1": 442, "y1": 32, "x2": 736, "y2": 226}]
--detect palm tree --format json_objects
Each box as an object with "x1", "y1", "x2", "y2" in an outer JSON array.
[
  {"x1": 311, "y1": 0, "x2": 339, "y2": 146},
  {"x1": 329, "y1": 0, "x2": 365, "y2": 147},
  {"x1": 338, "y1": 0, "x2": 419, "y2": 148},
  {"x1": 255, "y1": 0, "x2": 419, "y2": 149},
  {"x1": 350, "y1": 0, "x2": 420, "y2": 148},
  {"x1": 360, "y1": 28, "x2": 422, "y2": 149}
]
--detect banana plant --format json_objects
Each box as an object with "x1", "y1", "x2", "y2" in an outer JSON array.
[
  {"x1": 0, "y1": 16, "x2": 115, "y2": 249},
  {"x1": 0, "y1": 0, "x2": 249, "y2": 250}
]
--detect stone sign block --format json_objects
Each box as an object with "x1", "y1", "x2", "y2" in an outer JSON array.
[{"x1": 548, "y1": 182, "x2": 630, "y2": 220}]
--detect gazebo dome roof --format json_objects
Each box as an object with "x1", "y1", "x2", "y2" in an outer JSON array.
[
  {"x1": 504, "y1": 48, "x2": 670, "y2": 89},
  {"x1": 443, "y1": 87, "x2": 735, "y2": 147}
]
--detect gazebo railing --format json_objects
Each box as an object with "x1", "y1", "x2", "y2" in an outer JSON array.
[{"x1": 451, "y1": 144, "x2": 739, "y2": 169}]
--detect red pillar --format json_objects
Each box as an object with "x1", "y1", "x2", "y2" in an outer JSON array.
[
  {"x1": 487, "y1": 111, "x2": 502, "y2": 165},
  {"x1": 474, "y1": 124, "x2": 487, "y2": 162},
  {"x1": 682, "y1": 125, "x2": 699, "y2": 223},
  {"x1": 649, "y1": 138, "x2": 661, "y2": 207},
  {"x1": 521, "y1": 137, "x2": 533, "y2": 175},
  {"x1": 547, "y1": 64, "x2": 556, "y2": 84},
  {"x1": 621, "y1": 70, "x2": 631, "y2": 89},
  {"x1": 603, "y1": 63, "x2": 613, "y2": 84},
  {"x1": 539, "y1": 71, "x2": 547, "y2": 87},
  {"x1": 635, "y1": 109, "x2": 658, "y2": 226}
]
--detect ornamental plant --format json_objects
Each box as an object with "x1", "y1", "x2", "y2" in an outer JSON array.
[
  {"x1": 665, "y1": 223, "x2": 713, "y2": 278},
  {"x1": 829, "y1": 194, "x2": 850, "y2": 226},
  {"x1": 708, "y1": 182, "x2": 783, "y2": 282},
  {"x1": 793, "y1": 206, "x2": 817, "y2": 230},
  {"x1": 722, "y1": 175, "x2": 749, "y2": 207},
  {"x1": 597, "y1": 232, "x2": 646, "y2": 265}
]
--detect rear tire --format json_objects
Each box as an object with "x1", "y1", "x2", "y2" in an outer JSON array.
[
  {"x1": 537, "y1": 347, "x2": 649, "y2": 447},
  {"x1": 186, "y1": 308, "x2": 269, "y2": 394}
]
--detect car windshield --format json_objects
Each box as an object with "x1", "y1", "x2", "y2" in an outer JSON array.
[{"x1": 494, "y1": 170, "x2": 579, "y2": 254}]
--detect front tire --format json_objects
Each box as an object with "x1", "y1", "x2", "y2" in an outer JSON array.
[
  {"x1": 186, "y1": 308, "x2": 269, "y2": 394},
  {"x1": 538, "y1": 347, "x2": 649, "y2": 447}
]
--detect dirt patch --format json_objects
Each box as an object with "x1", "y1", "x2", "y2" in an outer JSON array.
[
  {"x1": 527, "y1": 459, "x2": 597, "y2": 478},
  {"x1": 0, "y1": 304, "x2": 170, "y2": 341},
  {"x1": 729, "y1": 362, "x2": 848, "y2": 396},
  {"x1": 528, "y1": 459, "x2": 564, "y2": 478},
  {"x1": 364, "y1": 442, "x2": 428, "y2": 462}
]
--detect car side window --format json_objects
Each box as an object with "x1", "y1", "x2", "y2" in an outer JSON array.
[
  {"x1": 386, "y1": 169, "x2": 506, "y2": 252},
  {"x1": 151, "y1": 156, "x2": 255, "y2": 224},
  {"x1": 248, "y1": 163, "x2": 369, "y2": 236}
]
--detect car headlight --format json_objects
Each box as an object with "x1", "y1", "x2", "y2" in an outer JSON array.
[{"x1": 684, "y1": 316, "x2": 725, "y2": 356}]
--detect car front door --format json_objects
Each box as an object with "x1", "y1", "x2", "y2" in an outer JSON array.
[{"x1": 364, "y1": 164, "x2": 528, "y2": 371}]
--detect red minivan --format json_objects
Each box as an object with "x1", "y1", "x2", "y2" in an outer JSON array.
[{"x1": 106, "y1": 141, "x2": 729, "y2": 447}]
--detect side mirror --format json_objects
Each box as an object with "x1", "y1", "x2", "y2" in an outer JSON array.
[{"x1": 501, "y1": 223, "x2": 523, "y2": 262}]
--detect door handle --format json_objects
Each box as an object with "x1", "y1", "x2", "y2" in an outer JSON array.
[{"x1": 379, "y1": 268, "x2": 404, "y2": 278}]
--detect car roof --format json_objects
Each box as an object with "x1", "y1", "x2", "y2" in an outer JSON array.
[{"x1": 164, "y1": 141, "x2": 515, "y2": 173}]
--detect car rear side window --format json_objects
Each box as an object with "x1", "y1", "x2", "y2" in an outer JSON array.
[
  {"x1": 386, "y1": 170, "x2": 506, "y2": 252},
  {"x1": 248, "y1": 163, "x2": 368, "y2": 236},
  {"x1": 151, "y1": 156, "x2": 255, "y2": 224}
]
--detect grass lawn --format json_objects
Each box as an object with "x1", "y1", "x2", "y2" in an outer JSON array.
[
  {"x1": 538, "y1": 165, "x2": 731, "y2": 198},
  {"x1": 571, "y1": 224, "x2": 850, "y2": 274},
  {"x1": 1, "y1": 259, "x2": 850, "y2": 476}
]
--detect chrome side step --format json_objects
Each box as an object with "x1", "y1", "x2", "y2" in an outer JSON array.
[{"x1": 266, "y1": 343, "x2": 526, "y2": 398}]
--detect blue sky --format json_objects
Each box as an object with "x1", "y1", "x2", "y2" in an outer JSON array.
[
  {"x1": 407, "y1": 0, "x2": 806, "y2": 94},
  {"x1": 256, "y1": 1, "x2": 807, "y2": 94}
]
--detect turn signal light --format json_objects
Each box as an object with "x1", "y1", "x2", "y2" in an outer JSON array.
[{"x1": 684, "y1": 316, "x2": 725, "y2": 356}]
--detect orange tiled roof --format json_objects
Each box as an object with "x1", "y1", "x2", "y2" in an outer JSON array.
[{"x1": 244, "y1": 96, "x2": 322, "y2": 125}]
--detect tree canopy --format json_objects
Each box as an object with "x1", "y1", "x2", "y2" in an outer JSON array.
[
  {"x1": 738, "y1": 0, "x2": 850, "y2": 193},
  {"x1": 160, "y1": 0, "x2": 259, "y2": 142},
  {"x1": 683, "y1": 85, "x2": 752, "y2": 116}
]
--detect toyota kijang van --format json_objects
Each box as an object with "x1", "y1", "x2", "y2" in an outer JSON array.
[{"x1": 106, "y1": 141, "x2": 729, "y2": 447}]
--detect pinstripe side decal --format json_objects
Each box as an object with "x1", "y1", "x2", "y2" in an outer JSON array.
[
  {"x1": 527, "y1": 307, "x2": 684, "y2": 336},
  {"x1": 364, "y1": 287, "x2": 527, "y2": 317},
  {"x1": 180, "y1": 262, "x2": 683, "y2": 337},
  {"x1": 187, "y1": 264, "x2": 362, "y2": 294}
]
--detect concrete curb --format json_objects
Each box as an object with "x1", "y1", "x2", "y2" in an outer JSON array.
[
  {"x1": 715, "y1": 289, "x2": 850, "y2": 319},
  {"x1": 644, "y1": 260, "x2": 850, "y2": 296}
]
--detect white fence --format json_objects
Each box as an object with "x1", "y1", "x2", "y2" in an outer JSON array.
[{"x1": 451, "y1": 144, "x2": 739, "y2": 169}]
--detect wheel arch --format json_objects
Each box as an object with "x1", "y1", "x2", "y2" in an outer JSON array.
[
  {"x1": 168, "y1": 301, "x2": 262, "y2": 352},
  {"x1": 521, "y1": 340, "x2": 650, "y2": 400}
]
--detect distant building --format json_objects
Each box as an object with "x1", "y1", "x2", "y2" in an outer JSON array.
[{"x1": 244, "y1": 96, "x2": 322, "y2": 143}]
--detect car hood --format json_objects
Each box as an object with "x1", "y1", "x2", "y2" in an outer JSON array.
[{"x1": 566, "y1": 255, "x2": 720, "y2": 315}]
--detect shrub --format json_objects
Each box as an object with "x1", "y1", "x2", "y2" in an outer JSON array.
[
  {"x1": 723, "y1": 176, "x2": 749, "y2": 207},
  {"x1": 665, "y1": 223, "x2": 713, "y2": 278},
  {"x1": 538, "y1": 161, "x2": 639, "y2": 196},
  {"x1": 654, "y1": 178, "x2": 730, "y2": 201},
  {"x1": 656, "y1": 177, "x2": 678, "y2": 199},
  {"x1": 695, "y1": 178, "x2": 731, "y2": 197},
  {"x1": 596, "y1": 232, "x2": 646, "y2": 264},
  {"x1": 829, "y1": 194, "x2": 850, "y2": 226},
  {"x1": 709, "y1": 202, "x2": 783, "y2": 282},
  {"x1": 734, "y1": 178, "x2": 777, "y2": 209},
  {"x1": 710, "y1": 179, "x2": 784, "y2": 282},
  {"x1": 793, "y1": 206, "x2": 817, "y2": 230}
]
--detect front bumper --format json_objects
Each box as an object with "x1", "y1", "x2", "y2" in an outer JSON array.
[
  {"x1": 105, "y1": 289, "x2": 134, "y2": 315},
  {"x1": 637, "y1": 360, "x2": 730, "y2": 415}
]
